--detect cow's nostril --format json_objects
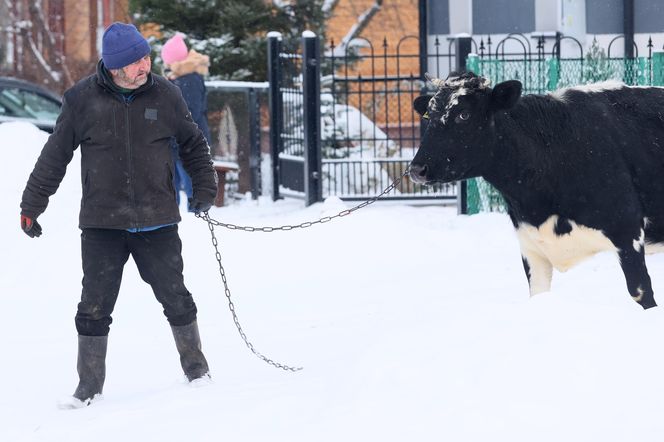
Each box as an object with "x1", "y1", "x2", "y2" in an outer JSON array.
[{"x1": 409, "y1": 164, "x2": 428, "y2": 182}]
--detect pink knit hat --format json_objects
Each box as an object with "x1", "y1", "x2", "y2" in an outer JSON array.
[{"x1": 161, "y1": 34, "x2": 188, "y2": 65}]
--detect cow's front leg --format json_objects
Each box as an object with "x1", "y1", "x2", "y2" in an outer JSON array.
[
  {"x1": 615, "y1": 231, "x2": 657, "y2": 309},
  {"x1": 521, "y1": 252, "x2": 553, "y2": 296}
]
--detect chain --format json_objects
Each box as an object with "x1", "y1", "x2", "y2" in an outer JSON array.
[
  {"x1": 196, "y1": 169, "x2": 408, "y2": 372},
  {"x1": 199, "y1": 169, "x2": 409, "y2": 232},
  {"x1": 201, "y1": 212, "x2": 303, "y2": 372}
]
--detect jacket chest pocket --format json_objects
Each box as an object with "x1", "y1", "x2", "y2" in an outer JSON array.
[{"x1": 80, "y1": 104, "x2": 120, "y2": 143}]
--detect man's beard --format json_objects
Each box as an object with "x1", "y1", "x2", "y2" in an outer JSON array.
[{"x1": 116, "y1": 69, "x2": 148, "y2": 89}]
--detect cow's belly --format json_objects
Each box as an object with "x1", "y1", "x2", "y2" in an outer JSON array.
[
  {"x1": 516, "y1": 215, "x2": 617, "y2": 272},
  {"x1": 645, "y1": 242, "x2": 664, "y2": 254}
]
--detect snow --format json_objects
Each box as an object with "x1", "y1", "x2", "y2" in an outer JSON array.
[
  {"x1": 205, "y1": 80, "x2": 269, "y2": 90},
  {"x1": 3, "y1": 121, "x2": 664, "y2": 441}
]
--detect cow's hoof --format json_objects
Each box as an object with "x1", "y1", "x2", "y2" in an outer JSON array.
[{"x1": 640, "y1": 300, "x2": 657, "y2": 310}]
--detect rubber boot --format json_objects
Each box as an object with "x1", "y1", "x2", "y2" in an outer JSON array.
[
  {"x1": 58, "y1": 335, "x2": 107, "y2": 409},
  {"x1": 74, "y1": 335, "x2": 107, "y2": 402},
  {"x1": 171, "y1": 320, "x2": 210, "y2": 381}
]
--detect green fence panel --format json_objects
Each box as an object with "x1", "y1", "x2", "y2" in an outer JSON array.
[
  {"x1": 466, "y1": 177, "x2": 507, "y2": 215},
  {"x1": 467, "y1": 54, "x2": 480, "y2": 75},
  {"x1": 547, "y1": 58, "x2": 559, "y2": 91},
  {"x1": 653, "y1": 52, "x2": 664, "y2": 86}
]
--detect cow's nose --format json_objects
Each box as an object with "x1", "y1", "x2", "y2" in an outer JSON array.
[{"x1": 409, "y1": 164, "x2": 428, "y2": 183}]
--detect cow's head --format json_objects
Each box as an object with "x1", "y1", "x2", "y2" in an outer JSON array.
[{"x1": 409, "y1": 72, "x2": 522, "y2": 184}]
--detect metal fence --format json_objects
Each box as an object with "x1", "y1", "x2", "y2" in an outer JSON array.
[
  {"x1": 320, "y1": 36, "x2": 457, "y2": 201},
  {"x1": 467, "y1": 33, "x2": 661, "y2": 94},
  {"x1": 268, "y1": 31, "x2": 461, "y2": 204},
  {"x1": 266, "y1": 31, "x2": 664, "y2": 210},
  {"x1": 205, "y1": 81, "x2": 267, "y2": 202}
]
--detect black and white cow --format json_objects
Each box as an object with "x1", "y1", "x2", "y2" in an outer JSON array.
[{"x1": 410, "y1": 71, "x2": 664, "y2": 309}]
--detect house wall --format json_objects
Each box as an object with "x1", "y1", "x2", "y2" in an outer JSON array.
[
  {"x1": 472, "y1": 0, "x2": 535, "y2": 34},
  {"x1": 429, "y1": 0, "x2": 664, "y2": 60},
  {"x1": 326, "y1": 0, "x2": 421, "y2": 128},
  {"x1": 436, "y1": 0, "x2": 664, "y2": 39},
  {"x1": 0, "y1": 0, "x2": 130, "y2": 93},
  {"x1": 428, "y1": 0, "x2": 450, "y2": 35},
  {"x1": 587, "y1": 0, "x2": 664, "y2": 34}
]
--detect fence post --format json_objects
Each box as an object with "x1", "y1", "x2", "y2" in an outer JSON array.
[
  {"x1": 418, "y1": 0, "x2": 428, "y2": 79},
  {"x1": 624, "y1": 0, "x2": 635, "y2": 59},
  {"x1": 248, "y1": 87, "x2": 261, "y2": 199},
  {"x1": 302, "y1": 31, "x2": 322, "y2": 206},
  {"x1": 454, "y1": 36, "x2": 472, "y2": 215},
  {"x1": 267, "y1": 31, "x2": 283, "y2": 201},
  {"x1": 454, "y1": 35, "x2": 473, "y2": 73},
  {"x1": 418, "y1": 0, "x2": 429, "y2": 140}
]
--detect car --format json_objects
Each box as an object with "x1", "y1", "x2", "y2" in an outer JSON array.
[{"x1": 0, "y1": 77, "x2": 62, "y2": 133}]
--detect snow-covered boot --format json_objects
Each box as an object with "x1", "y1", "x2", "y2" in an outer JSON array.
[
  {"x1": 59, "y1": 335, "x2": 107, "y2": 409},
  {"x1": 171, "y1": 320, "x2": 210, "y2": 381}
]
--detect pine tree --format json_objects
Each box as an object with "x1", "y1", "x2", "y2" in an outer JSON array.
[
  {"x1": 584, "y1": 37, "x2": 614, "y2": 84},
  {"x1": 130, "y1": 0, "x2": 327, "y2": 81}
]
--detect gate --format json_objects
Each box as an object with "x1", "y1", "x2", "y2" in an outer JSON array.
[{"x1": 268, "y1": 31, "x2": 461, "y2": 205}]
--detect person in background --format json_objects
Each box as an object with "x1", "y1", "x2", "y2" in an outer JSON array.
[
  {"x1": 19, "y1": 22, "x2": 218, "y2": 408},
  {"x1": 161, "y1": 33, "x2": 212, "y2": 212}
]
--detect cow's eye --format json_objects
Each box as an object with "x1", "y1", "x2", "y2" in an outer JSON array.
[{"x1": 457, "y1": 111, "x2": 470, "y2": 122}]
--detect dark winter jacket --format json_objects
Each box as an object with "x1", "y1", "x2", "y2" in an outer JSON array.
[{"x1": 20, "y1": 60, "x2": 217, "y2": 229}]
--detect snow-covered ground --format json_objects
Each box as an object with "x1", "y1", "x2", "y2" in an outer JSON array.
[{"x1": 3, "y1": 121, "x2": 664, "y2": 441}]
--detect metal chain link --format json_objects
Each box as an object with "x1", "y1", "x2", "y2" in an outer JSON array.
[
  {"x1": 199, "y1": 169, "x2": 409, "y2": 232},
  {"x1": 196, "y1": 169, "x2": 408, "y2": 372},
  {"x1": 201, "y1": 212, "x2": 303, "y2": 372}
]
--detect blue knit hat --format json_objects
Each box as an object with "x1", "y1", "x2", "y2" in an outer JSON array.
[{"x1": 102, "y1": 22, "x2": 151, "y2": 69}]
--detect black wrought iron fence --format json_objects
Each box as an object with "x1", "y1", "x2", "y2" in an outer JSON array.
[
  {"x1": 266, "y1": 31, "x2": 664, "y2": 210},
  {"x1": 269, "y1": 32, "x2": 459, "y2": 204}
]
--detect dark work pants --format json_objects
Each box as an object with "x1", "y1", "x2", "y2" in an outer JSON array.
[{"x1": 75, "y1": 225, "x2": 198, "y2": 336}]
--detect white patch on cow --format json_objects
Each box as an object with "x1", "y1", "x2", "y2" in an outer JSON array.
[
  {"x1": 425, "y1": 73, "x2": 446, "y2": 89},
  {"x1": 427, "y1": 75, "x2": 491, "y2": 124},
  {"x1": 523, "y1": 253, "x2": 553, "y2": 296},
  {"x1": 441, "y1": 87, "x2": 469, "y2": 124},
  {"x1": 516, "y1": 215, "x2": 618, "y2": 277},
  {"x1": 633, "y1": 229, "x2": 645, "y2": 252},
  {"x1": 645, "y1": 242, "x2": 664, "y2": 255},
  {"x1": 633, "y1": 286, "x2": 645, "y2": 302},
  {"x1": 428, "y1": 95, "x2": 439, "y2": 113},
  {"x1": 443, "y1": 76, "x2": 490, "y2": 89},
  {"x1": 550, "y1": 80, "x2": 626, "y2": 101}
]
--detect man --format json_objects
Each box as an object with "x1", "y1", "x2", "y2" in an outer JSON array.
[{"x1": 19, "y1": 22, "x2": 218, "y2": 409}]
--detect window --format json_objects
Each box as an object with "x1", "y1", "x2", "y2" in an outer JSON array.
[{"x1": 0, "y1": 87, "x2": 61, "y2": 120}]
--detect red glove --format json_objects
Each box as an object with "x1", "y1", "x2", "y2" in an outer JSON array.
[{"x1": 21, "y1": 215, "x2": 42, "y2": 238}]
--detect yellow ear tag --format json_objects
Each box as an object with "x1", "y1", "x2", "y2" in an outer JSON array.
[{"x1": 422, "y1": 111, "x2": 430, "y2": 120}]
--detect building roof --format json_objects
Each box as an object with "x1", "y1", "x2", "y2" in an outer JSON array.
[
  {"x1": 325, "y1": 0, "x2": 421, "y2": 127},
  {"x1": 326, "y1": 0, "x2": 419, "y2": 76}
]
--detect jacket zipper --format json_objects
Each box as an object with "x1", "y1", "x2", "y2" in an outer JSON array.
[{"x1": 125, "y1": 100, "x2": 137, "y2": 228}]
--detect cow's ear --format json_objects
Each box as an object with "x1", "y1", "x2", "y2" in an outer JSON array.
[
  {"x1": 490, "y1": 80, "x2": 522, "y2": 110},
  {"x1": 414, "y1": 95, "x2": 432, "y2": 117}
]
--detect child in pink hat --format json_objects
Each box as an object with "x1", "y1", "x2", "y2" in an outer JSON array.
[
  {"x1": 161, "y1": 33, "x2": 188, "y2": 64},
  {"x1": 161, "y1": 33, "x2": 212, "y2": 212}
]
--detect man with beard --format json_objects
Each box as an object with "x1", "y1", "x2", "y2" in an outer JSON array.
[{"x1": 19, "y1": 22, "x2": 218, "y2": 408}]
